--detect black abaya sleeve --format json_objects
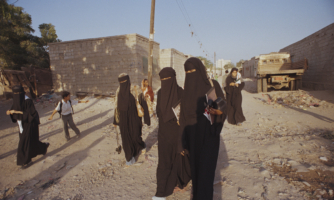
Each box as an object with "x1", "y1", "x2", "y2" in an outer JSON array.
[
  {"x1": 212, "y1": 80, "x2": 226, "y2": 135},
  {"x1": 238, "y1": 82, "x2": 245, "y2": 90},
  {"x1": 10, "y1": 114, "x2": 17, "y2": 123},
  {"x1": 138, "y1": 93, "x2": 151, "y2": 126},
  {"x1": 22, "y1": 99, "x2": 40, "y2": 124},
  {"x1": 156, "y1": 90, "x2": 161, "y2": 119},
  {"x1": 212, "y1": 80, "x2": 227, "y2": 114},
  {"x1": 113, "y1": 108, "x2": 119, "y2": 126}
]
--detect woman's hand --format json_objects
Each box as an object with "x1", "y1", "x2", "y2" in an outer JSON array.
[
  {"x1": 235, "y1": 83, "x2": 239, "y2": 87},
  {"x1": 230, "y1": 82, "x2": 235, "y2": 86},
  {"x1": 7, "y1": 110, "x2": 23, "y2": 115},
  {"x1": 209, "y1": 108, "x2": 223, "y2": 115}
]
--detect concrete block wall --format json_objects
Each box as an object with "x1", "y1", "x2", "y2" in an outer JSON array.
[
  {"x1": 159, "y1": 48, "x2": 187, "y2": 87},
  {"x1": 279, "y1": 23, "x2": 334, "y2": 90},
  {"x1": 49, "y1": 34, "x2": 160, "y2": 95}
]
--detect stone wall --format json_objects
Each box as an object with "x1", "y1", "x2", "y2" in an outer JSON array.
[
  {"x1": 279, "y1": 23, "x2": 334, "y2": 90},
  {"x1": 49, "y1": 33, "x2": 160, "y2": 95},
  {"x1": 159, "y1": 48, "x2": 187, "y2": 87}
]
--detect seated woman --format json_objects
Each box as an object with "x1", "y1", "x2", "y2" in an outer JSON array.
[{"x1": 141, "y1": 79, "x2": 155, "y2": 116}]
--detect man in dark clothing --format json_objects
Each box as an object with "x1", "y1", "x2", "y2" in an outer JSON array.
[
  {"x1": 180, "y1": 57, "x2": 227, "y2": 200},
  {"x1": 7, "y1": 85, "x2": 49, "y2": 166},
  {"x1": 224, "y1": 68, "x2": 246, "y2": 126},
  {"x1": 113, "y1": 73, "x2": 150, "y2": 165},
  {"x1": 153, "y1": 67, "x2": 191, "y2": 200}
]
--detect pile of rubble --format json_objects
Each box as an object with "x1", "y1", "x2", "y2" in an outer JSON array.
[{"x1": 256, "y1": 90, "x2": 332, "y2": 109}]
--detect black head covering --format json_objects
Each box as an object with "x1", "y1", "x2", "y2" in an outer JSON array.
[
  {"x1": 11, "y1": 85, "x2": 25, "y2": 121},
  {"x1": 229, "y1": 68, "x2": 238, "y2": 78},
  {"x1": 226, "y1": 68, "x2": 239, "y2": 86},
  {"x1": 182, "y1": 57, "x2": 212, "y2": 116},
  {"x1": 159, "y1": 67, "x2": 180, "y2": 123},
  {"x1": 117, "y1": 75, "x2": 131, "y2": 111}
]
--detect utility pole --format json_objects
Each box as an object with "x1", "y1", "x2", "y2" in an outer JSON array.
[
  {"x1": 148, "y1": 0, "x2": 156, "y2": 87},
  {"x1": 214, "y1": 52, "x2": 216, "y2": 75}
]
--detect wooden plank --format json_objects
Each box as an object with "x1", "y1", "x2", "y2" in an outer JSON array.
[{"x1": 258, "y1": 69, "x2": 305, "y2": 75}]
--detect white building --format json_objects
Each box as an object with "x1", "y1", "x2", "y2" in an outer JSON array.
[{"x1": 215, "y1": 59, "x2": 231, "y2": 75}]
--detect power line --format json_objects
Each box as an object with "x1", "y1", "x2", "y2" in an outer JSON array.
[{"x1": 174, "y1": 0, "x2": 213, "y2": 60}]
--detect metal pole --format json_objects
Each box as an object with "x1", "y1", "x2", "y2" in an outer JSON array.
[{"x1": 148, "y1": 0, "x2": 156, "y2": 87}]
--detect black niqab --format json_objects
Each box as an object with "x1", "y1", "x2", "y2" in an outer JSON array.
[
  {"x1": 159, "y1": 67, "x2": 180, "y2": 123},
  {"x1": 182, "y1": 57, "x2": 212, "y2": 116},
  {"x1": 11, "y1": 85, "x2": 25, "y2": 121},
  {"x1": 117, "y1": 75, "x2": 131, "y2": 111},
  {"x1": 225, "y1": 68, "x2": 239, "y2": 107}
]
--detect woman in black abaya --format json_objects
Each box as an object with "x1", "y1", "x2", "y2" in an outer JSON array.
[
  {"x1": 6, "y1": 85, "x2": 49, "y2": 166},
  {"x1": 153, "y1": 67, "x2": 191, "y2": 200},
  {"x1": 180, "y1": 57, "x2": 227, "y2": 200},
  {"x1": 113, "y1": 74, "x2": 150, "y2": 165},
  {"x1": 224, "y1": 68, "x2": 246, "y2": 125}
]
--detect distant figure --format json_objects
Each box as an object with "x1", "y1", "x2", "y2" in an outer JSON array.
[
  {"x1": 224, "y1": 68, "x2": 246, "y2": 126},
  {"x1": 153, "y1": 67, "x2": 191, "y2": 200},
  {"x1": 48, "y1": 91, "x2": 88, "y2": 141},
  {"x1": 215, "y1": 73, "x2": 218, "y2": 81},
  {"x1": 113, "y1": 73, "x2": 150, "y2": 165},
  {"x1": 7, "y1": 85, "x2": 49, "y2": 166},
  {"x1": 141, "y1": 79, "x2": 155, "y2": 116},
  {"x1": 222, "y1": 70, "x2": 229, "y2": 88}
]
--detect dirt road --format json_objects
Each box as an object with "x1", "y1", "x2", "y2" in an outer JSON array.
[{"x1": 0, "y1": 79, "x2": 333, "y2": 200}]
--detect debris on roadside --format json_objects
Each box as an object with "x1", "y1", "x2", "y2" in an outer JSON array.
[{"x1": 254, "y1": 90, "x2": 333, "y2": 109}]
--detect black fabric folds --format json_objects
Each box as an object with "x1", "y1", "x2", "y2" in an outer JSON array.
[
  {"x1": 9, "y1": 97, "x2": 48, "y2": 166},
  {"x1": 11, "y1": 85, "x2": 25, "y2": 121},
  {"x1": 224, "y1": 69, "x2": 246, "y2": 125},
  {"x1": 179, "y1": 57, "x2": 227, "y2": 200},
  {"x1": 182, "y1": 57, "x2": 212, "y2": 117},
  {"x1": 117, "y1": 75, "x2": 131, "y2": 111},
  {"x1": 155, "y1": 87, "x2": 191, "y2": 197},
  {"x1": 159, "y1": 67, "x2": 180, "y2": 123}
]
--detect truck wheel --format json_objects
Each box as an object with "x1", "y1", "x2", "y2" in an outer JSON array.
[
  {"x1": 262, "y1": 78, "x2": 268, "y2": 92},
  {"x1": 257, "y1": 78, "x2": 262, "y2": 93},
  {"x1": 296, "y1": 79, "x2": 301, "y2": 90},
  {"x1": 290, "y1": 80, "x2": 296, "y2": 91}
]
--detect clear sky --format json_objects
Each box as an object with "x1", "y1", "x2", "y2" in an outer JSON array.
[{"x1": 12, "y1": 0, "x2": 334, "y2": 64}]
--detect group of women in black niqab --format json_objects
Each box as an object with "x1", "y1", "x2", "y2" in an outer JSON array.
[{"x1": 7, "y1": 85, "x2": 49, "y2": 166}]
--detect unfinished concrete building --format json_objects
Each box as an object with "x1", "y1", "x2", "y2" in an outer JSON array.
[
  {"x1": 159, "y1": 48, "x2": 189, "y2": 87},
  {"x1": 49, "y1": 33, "x2": 160, "y2": 95},
  {"x1": 242, "y1": 56, "x2": 259, "y2": 78}
]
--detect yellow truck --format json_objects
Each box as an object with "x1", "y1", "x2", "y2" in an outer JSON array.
[{"x1": 256, "y1": 52, "x2": 308, "y2": 93}]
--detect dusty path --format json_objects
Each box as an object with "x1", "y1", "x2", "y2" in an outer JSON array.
[{"x1": 0, "y1": 80, "x2": 333, "y2": 200}]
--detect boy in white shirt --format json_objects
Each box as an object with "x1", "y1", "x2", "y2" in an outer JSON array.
[{"x1": 48, "y1": 91, "x2": 88, "y2": 141}]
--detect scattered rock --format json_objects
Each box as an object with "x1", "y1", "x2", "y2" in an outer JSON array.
[
  {"x1": 320, "y1": 157, "x2": 328, "y2": 162},
  {"x1": 302, "y1": 181, "x2": 311, "y2": 187}
]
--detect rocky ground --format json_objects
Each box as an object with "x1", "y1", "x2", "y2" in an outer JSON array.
[{"x1": 0, "y1": 78, "x2": 334, "y2": 200}]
